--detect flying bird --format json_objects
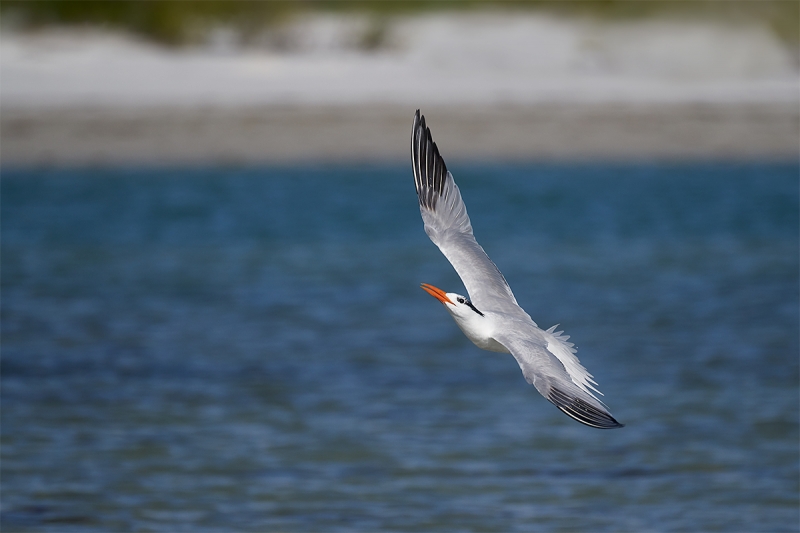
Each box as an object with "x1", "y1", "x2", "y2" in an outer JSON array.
[{"x1": 412, "y1": 110, "x2": 623, "y2": 429}]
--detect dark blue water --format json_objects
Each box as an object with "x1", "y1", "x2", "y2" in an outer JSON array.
[{"x1": 2, "y1": 162, "x2": 798, "y2": 532}]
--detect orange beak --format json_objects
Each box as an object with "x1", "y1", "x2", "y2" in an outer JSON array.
[{"x1": 420, "y1": 283, "x2": 453, "y2": 305}]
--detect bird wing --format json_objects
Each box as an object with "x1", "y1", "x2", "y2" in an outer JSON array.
[
  {"x1": 411, "y1": 110, "x2": 522, "y2": 314},
  {"x1": 493, "y1": 327, "x2": 624, "y2": 429}
]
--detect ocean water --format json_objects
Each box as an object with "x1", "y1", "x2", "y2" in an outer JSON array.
[{"x1": 1, "y1": 162, "x2": 797, "y2": 532}]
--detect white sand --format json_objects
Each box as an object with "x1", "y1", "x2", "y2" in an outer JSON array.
[
  {"x1": 2, "y1": 13, "x2": 797, "y2": 108},
  {"x1": 1, "y1": 13, "x2": 797, "y2": 164}
]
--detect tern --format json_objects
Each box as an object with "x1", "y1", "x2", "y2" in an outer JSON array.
[{"x1": 412, "y1": 110, "x2": 623, "y2": 429}]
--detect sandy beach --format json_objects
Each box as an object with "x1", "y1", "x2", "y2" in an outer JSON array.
[
  {"x1": 2, "y1": 13, "x2": 797, "y2": 165},
  {"x1": 2, "y1": 102, "x2": 797, "y2": 166}
]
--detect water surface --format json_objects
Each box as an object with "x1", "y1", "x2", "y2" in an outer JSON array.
[{"x1": 2, "y1": 162, "x2": 798, "y2": 531}]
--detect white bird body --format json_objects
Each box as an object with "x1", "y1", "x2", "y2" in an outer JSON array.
[
  {"x1": 412, "y1": 110, "x2": 623, "y2": 429},
  {"x1": 435, "y1": 291, "x2": 510, "y2": 353}
]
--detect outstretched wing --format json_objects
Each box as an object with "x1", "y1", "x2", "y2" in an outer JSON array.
[
  {"x1": 411, "y1": 110, "x2": 521, "y2": 314},
  {"x1": 494, "y1": 328, "x2": 624, "y2": 429}
]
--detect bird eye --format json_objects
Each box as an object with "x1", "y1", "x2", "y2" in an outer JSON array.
[{"x1": 457, "y1": 297, "x2": 465, "y2": 304}]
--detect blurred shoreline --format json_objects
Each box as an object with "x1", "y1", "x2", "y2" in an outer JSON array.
[
  {"x1": 2, "y1": 103, "x2": 797, "y2": 166},
  {"x1": 2, "y1": 13, "x2": 797, "y2": 166}
]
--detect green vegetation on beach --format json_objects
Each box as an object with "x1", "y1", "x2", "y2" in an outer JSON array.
[{"x1": 3, "y1": 0, "x2": 798, "y2": 46}]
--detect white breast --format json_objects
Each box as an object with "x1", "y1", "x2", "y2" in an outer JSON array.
[{"x1": 452, "y1": 313, "x2": 510, "y2": 353}]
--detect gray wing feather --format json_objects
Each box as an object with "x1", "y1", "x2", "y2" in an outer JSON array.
[
  {"x1": 494, "y1": 329, "x2": 624, "y2": 429},
  {"x1": 411, "y1": 110, "x2": 521, "y2": 313}
]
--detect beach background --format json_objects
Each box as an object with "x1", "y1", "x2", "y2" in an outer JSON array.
[
  {"x1": 2, "y1": 2, "x2": 799, "y2": 532},
  {"x1": 2, "y1": 1, "x2": 798, "y2": 164}
]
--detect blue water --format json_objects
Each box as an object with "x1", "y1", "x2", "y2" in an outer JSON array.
[{"x1": 2, "y1": 162, "x2": 798, "y2": 532}]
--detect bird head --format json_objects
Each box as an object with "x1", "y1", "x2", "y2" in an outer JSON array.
[{"x1": 420, "y1": 283, "x2": 484, "y2": 319}]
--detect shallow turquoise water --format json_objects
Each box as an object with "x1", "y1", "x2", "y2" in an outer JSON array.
[{"x1": 2, "y1": 162, "x2": 798, "y2": 531}]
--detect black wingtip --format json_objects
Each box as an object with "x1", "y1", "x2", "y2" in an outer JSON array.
[
  {"x1": 411, "y1": 110, "x2": 449, "y2": 211},
  {"x1": 548, "y1": 387, "x2": 624, "y2": 429}
]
